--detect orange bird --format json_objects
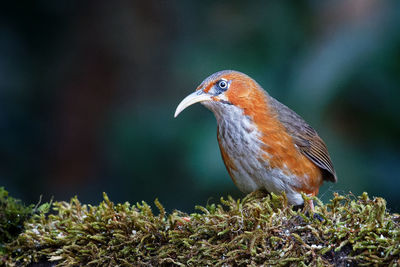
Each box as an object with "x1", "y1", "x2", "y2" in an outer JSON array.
[{"x1": 174, "y1": 70, "x2": 336, "y2": 207}]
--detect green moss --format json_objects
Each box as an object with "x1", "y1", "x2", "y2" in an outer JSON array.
[
  {"x1": 0, "y1": 187, "x2": 36, "y2": 254},
  {"x1": 3, "y1": 190, "x2": 400, "y2": 266}
]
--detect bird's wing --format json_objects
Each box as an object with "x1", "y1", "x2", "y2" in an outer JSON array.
[{"x1": 269, "y1": 96, "x2": 337, "y2": 182}]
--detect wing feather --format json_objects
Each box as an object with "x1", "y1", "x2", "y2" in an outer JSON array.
[{"x1": 269, "y1": 96, "x2": 337, "y2": 182}]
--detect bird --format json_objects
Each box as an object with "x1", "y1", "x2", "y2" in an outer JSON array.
[{"x1": 174, "y1": 70, "x2": 336, "y2": 208}]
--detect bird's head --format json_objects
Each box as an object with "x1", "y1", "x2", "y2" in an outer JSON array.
[{"x1": 174, "y1": 70, "x2": 267, "y2": 119}]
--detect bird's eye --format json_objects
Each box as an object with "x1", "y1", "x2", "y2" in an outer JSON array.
[{"x1": 217, "y1": 80, "x2": 229, "y2": 91}]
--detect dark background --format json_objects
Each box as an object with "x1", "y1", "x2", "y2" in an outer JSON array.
[{"x1": 1, "y1": 1, "x2": 399, "y2": 212}]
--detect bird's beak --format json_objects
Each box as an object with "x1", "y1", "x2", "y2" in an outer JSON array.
[{"x1": 174, "y1": 90, "x2": 212, "y2": 118}]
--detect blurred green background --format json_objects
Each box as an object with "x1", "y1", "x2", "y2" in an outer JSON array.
[{"x1": 1, "y1": 1, "x2": 399, "y2": 212}]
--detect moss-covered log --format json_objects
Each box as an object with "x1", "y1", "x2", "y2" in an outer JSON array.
[{"x1": 1, "y1": 189, "x2": 399, "y2": 266}]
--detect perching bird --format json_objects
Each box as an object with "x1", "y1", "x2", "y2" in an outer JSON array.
[{"x1": 174, "y1": 70, "x2": 336, "y2": 207}]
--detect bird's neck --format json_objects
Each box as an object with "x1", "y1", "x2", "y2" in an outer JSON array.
[
  {"x1": 211, "y1": 91, "x2": 273, "y2": 166},
  {"x1": 212, "y1": 88, "x2": 280, "y2": 139}
]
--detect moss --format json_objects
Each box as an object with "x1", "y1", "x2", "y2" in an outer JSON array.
[
  {"x1": 0, "y1": 187, "x2": 37, "y2": 254},
  {"x1": 2, "y1": 190, "x2": 400, "y2": 266}
]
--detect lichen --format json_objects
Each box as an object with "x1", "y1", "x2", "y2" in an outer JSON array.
[{"x1": 2, "y1": 190, "x2": 400, "y2": 266}]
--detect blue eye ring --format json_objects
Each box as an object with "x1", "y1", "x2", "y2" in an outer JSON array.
[{"x1": 216, "y1": 79, "x2": 229, "y2": 91}]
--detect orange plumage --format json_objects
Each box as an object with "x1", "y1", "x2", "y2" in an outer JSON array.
[{"x1": 175, "y1": 70, "x2": 336, "y2": 207}]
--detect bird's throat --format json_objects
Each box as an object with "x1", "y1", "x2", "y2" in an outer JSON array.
[{"x1": 215, "y1": 103, "x2": 266, "y2": 193}]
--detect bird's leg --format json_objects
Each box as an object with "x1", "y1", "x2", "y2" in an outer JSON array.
[
  {"x1": 182, "y1": 216, "x2": 191, "y2": 222},
  {"x1": 306, "y1": 199, "x2": 325, "y2": 222},
  {"x1": 308, "y1": 199, "x2": 314, "y2": 211},
  {"x1": 174, "y1": 216, "x2": 191, "y2": 228}
]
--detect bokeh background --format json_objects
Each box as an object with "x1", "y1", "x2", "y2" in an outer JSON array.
[{"x1": 1, "y1": 1, "x2": 399, "y2": 213}]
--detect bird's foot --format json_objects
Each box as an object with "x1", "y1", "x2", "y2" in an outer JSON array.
[{"x1": 292, "y1": 200, "x2": 324, "y2": 222}]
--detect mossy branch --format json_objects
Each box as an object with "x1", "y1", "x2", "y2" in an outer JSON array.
[{"x1": 1, "y1": 189, "x2": 400, "y2": 266}]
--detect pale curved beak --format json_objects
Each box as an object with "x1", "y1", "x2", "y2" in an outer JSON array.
[{"x1": 174, "y1": 91, "x2": 212, "y2": 118}]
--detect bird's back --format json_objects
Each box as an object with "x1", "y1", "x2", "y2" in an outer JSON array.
[{"x1": 268, "y1": 96, "x2": 336, "y2": 183}]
